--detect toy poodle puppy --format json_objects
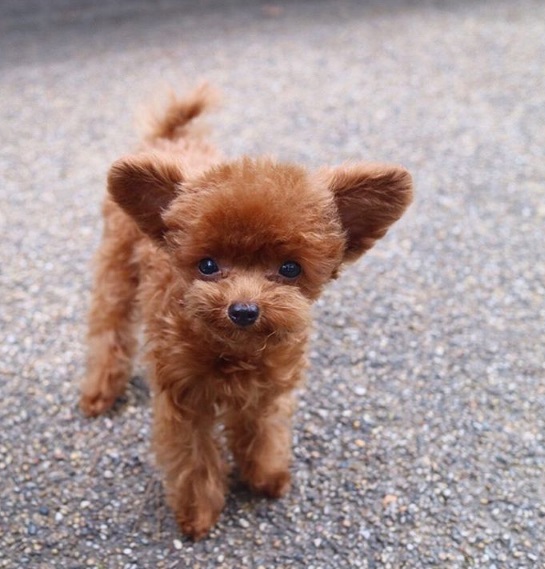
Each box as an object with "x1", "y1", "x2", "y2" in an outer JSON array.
[{"x1": 80, "y1": 85, "x2": 413, "y2": 540}]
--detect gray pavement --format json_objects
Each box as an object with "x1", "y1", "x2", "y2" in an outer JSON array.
[{"x1": 1, "y1": 0, "x2": 544, "y2": 567}]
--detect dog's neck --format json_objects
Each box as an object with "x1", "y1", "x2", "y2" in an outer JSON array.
[{"x1": 215, "y1": 353, "x2": 259, "y2": 374}]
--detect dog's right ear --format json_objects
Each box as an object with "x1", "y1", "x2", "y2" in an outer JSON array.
[{"x1": 107, "y1": 153, "x2": 184, "y2": 242}]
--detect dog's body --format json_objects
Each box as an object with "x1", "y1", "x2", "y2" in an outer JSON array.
[{"x1": 80, "y1": 86, "x2": 413, "y2": 539}]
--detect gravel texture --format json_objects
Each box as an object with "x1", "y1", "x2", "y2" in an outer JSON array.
[{"x1": 1, "y1": 0, "x2": 544, "y2": 567}]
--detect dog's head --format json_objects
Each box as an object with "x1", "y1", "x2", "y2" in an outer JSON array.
[{"x1": 108, "y1": 155, "x2": 412, "y2": 348}]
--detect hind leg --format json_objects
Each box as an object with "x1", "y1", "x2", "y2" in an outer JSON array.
[{"x1": 80, "y1": 203, "x2": 140, "y2": 417}]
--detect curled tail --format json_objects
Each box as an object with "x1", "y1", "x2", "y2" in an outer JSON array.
[{"x1": 145, "y1": 83, "x2": 218, "y2": 142}]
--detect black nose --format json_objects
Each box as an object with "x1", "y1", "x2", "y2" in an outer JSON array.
[{"x1": 228, "y1": 302, "x2": 260, "y2": 327}]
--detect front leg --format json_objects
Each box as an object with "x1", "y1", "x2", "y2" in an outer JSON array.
[
  {"x1": 152, "y1": 392, "x2": 226, "y2": 540},
  {"x1": 226, "y1": 393, "x2": 295, "y2": 498}
]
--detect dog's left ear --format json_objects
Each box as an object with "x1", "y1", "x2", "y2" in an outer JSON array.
[
  {"x1": 108, "y1": 153, "x2": 184, "y2": 242},
  {"x1": 324, "y1": 163, "x2": 413, "y2": 262}
]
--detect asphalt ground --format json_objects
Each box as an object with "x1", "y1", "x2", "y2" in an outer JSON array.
[{"x1": 1, "y1": 0, "x2": 544, "y2": 567}]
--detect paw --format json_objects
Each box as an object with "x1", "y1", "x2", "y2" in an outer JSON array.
[
  {"x1": 250, "y1": 470, "x2": 291, "y2": 499},
  {"x1": 175, "y1": 506, "x2": 222, "y2": 541},
  {"x1": 79, "y1": 368, "x2": 125, "y2": 417},
  {"x1": 79, "y1": 391, "x2": 116, "y2": 417}
]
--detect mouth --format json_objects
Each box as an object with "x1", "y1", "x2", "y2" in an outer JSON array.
[
  {"x1": 195, "y1": 310, "x2": 291, "y2": 351},
  {"x1": 185, "y1": 287, "x2": 311, "y2": 346}
]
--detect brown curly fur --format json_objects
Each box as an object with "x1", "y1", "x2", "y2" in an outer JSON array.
[{"x1": 80, "y1": 85, "x2": 413, "y2": 540}]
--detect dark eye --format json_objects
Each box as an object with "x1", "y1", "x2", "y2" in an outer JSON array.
[
  {"x1": 279, "y1": 261, "x2": 301, "y2": 279},
  {"x1": 198, "y1": 258, "x2": 219, "y2": 275}
]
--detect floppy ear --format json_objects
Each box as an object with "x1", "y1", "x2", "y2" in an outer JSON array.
[
  {"x1": 107, "y1": 153, "x2": 184, "y2": 242},
  {"x1": 326, "y1": 163, "x2": 413, "y2": 262}
]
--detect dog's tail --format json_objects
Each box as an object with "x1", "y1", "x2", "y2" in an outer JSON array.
[{"x1": 144, "y1": 83, "x2": 218, "y2": 142}]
